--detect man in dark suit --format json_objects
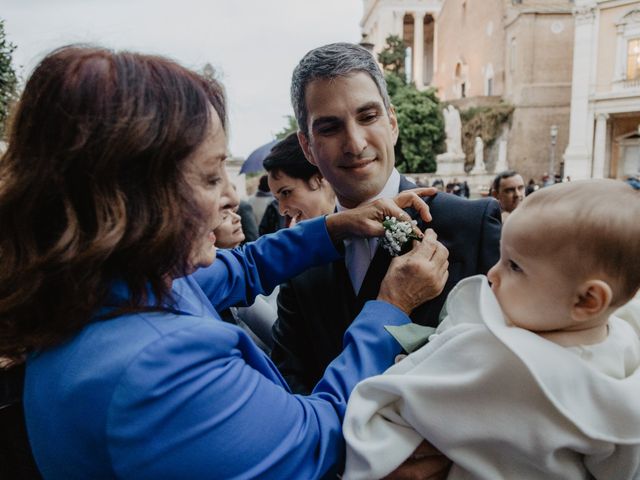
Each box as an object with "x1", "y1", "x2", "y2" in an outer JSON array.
[{"x1": 271, "y1": 42, "x2": 502, "y2": 394}]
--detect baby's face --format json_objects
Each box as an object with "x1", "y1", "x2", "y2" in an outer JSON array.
[{"x1": 487, "y1": 211, "x2": 577, "y2": 333}]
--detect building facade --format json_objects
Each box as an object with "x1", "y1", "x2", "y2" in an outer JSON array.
[
  {"x1": 361, "y1": 0, "x2": 576, "y2": 181},
  {"x1": 361, "y1": 0, "x2": 443, "y2": 89},
  {"x1": 564, "y1": 0, "x2": 640, "y2": 180}
]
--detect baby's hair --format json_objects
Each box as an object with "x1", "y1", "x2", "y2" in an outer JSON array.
[{"x1": 516, "y1": 179, "x2": 640, "y2": 306}]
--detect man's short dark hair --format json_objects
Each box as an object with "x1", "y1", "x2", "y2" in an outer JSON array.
[
  {"x1": 290, "y1": 42, "x2": 391, "y2": 136},
  {"x1": 491, "y1": 170, "x2": 520, "y2": 194}
]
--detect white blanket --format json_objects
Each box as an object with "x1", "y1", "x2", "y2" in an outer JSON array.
[{"x1": 343, "y1": 276, "x2": 640, "y2": 480}]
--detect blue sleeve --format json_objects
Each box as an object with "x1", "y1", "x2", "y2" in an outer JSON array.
[
  {"x1": 193, "y1": 215, "x2": 340, "y2": 312},
  {"x1": 106, "y1": 301, "x2": 410, "y2": 480}
]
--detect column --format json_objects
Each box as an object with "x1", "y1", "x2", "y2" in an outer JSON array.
[
  {"x1": 393, "y1": 10, "x2": 404, "y2": 37},
  {"x1": 412, "y1": 11, "x2": 425, "y2": 88},
  {"x1": 563, "y1": 2, "x2": 597, "y2": 179},
  {"x1": 592, "y1": 113, "x2": 609, "y2": 178},
  {"x1": 614, "y1": 25, "x2": 626, "y2": 82}
]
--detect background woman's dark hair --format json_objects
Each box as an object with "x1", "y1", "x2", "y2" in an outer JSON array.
[
  {"x1": 262, "y1": 132, "x2": 319, "y2": 183},
  {"x1": 0, "y1": 45, "x2": 226, "y2": 360}
]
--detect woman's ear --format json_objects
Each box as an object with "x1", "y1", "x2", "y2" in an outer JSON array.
[
  {"x1": 308, "y1": 173, "x2": 322, "y2": 190},
  {"x1": 571, "y1": 279, "x2": 613, "y2": 322}
]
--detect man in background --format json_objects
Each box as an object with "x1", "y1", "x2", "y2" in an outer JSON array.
[{"x1": 491, "y1": 169, "x2": 525, "y2": 222}]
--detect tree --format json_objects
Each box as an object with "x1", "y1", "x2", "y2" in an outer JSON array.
[
  {"x1": 378, "y1": 35, "x2": 444, "y2": 173},
  {"x1": 274, "y1": 114, "x2": 298, "y2": 140},
  {"x1": 377, "y1": 35, "x2": 406, "y2": 81},
  {"x1": 393, "y1": 86, "x2": 445, "y2": 173},
  {"x1": 0, "y1": 19, "x2": 18, "y2": 139}
]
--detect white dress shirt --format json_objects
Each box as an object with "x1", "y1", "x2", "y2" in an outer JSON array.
[{"x1": 337, "y1": 169, "x2": 401, "y2": 294}]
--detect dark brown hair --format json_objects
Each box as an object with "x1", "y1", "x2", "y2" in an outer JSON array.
[{"x1": 0, "y1": 46, "x2": 226, "y2": 359}]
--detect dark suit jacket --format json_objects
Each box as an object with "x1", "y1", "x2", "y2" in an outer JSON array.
[{"x1": 271, "y1": 177, "x2": 502, "y2": 394}]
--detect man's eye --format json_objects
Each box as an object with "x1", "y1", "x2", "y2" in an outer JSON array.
[
  {"x1": 509, "y1": 260, "x2": 522, "y2": 272},
  {"x1": 317, "y1": 125, "x2": 338, "y2": 135},
  {"x1": 359, "y1": 113, "x2": 379, "y2": 123},
  {"x1": 281, "y1": 189, "x2": 292, "y2": 198},
  {"x1": 208, "y1": 177, "x2": 222, "y2": 186}
]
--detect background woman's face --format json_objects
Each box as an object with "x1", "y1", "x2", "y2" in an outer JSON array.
[
  {"x1": 214, "y1": 209, "x2": 245, "y2": 249},
  {"x1": 183, "y1": 110, "x2": 231, "y2": 271},
  {"x1": 268, "y1": 172, "x2": 334, "y2": 225}
]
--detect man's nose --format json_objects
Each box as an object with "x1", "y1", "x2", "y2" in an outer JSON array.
[{"x1": 343, "y1": 122, "x2": 367, "y2": 156}]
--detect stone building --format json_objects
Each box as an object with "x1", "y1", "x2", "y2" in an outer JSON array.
[
  {"x1": 361, "y1": 0, "x2": 576, "y2": 181},
  {"x1": 564, "y1": 0, "x2": 640, "y2": 180}
]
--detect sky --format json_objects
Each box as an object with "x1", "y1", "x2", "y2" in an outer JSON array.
[{"x1": 2, "y1": 0, "x2": 364, "y2": 158}]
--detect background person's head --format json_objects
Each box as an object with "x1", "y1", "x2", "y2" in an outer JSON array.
[
  {"x1": 491, "y1": 170, "x2": 525, "y2": 213},
  {"x1": 0, "y1": 45, "x2": 231, "y2": 358},
  {"x1": 213, "y1": 187, "x2": 245, "y2": 249},
  {"x1": 488, "y1": 179, "x2": 640, "y2": 340},
  {"x1": 290, "y1": 42, "x2": 398, "y2": 208},
  {"x1": 263, "y1": 132, "x2": 335, "y2": 226}
]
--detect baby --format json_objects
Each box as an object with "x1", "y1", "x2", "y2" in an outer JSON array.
[{"x1": 343, "y1": 179, "x2": 640, "y2": 480}]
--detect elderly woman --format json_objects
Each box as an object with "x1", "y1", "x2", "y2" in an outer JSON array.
[{"x1": 0, "y1": 46, "x2": 449, "y2": 479}]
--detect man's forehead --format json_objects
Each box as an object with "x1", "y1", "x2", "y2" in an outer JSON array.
[
  {"x1": 304, "y1": 72, "x2": 384, "y2": 110},
  {"x1": 500, "y1": 175, "x2": 524, "y2": 189}
]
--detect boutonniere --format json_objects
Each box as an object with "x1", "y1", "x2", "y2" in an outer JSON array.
[{"x1": 380, "y1": 216, "x2": 420, "y2": 257}]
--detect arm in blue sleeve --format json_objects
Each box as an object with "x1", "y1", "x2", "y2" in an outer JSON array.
[
  {"x1": 193, "y1": 215, "x2": 340, "y2": 311},
  {"x1": 106, "y1": 301, "x2": 409, "y2": 480}
]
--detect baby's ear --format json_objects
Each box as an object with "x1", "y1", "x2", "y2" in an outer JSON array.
[{"x1": 571, "y1": 280, "x2": 613, "y2": 322}]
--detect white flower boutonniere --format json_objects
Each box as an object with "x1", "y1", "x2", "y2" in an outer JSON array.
[{"x1": 380, "y1": 215, "x2": 420, "y2": 257}]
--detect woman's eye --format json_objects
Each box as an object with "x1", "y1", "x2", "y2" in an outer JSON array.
[{"x1": 508, "y1": 260, "x2": 523, "y2": 273}]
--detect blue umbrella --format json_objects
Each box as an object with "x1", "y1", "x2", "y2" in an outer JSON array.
[{"x1": 240, "y1": 139, "x2": 280, "y2": 174}]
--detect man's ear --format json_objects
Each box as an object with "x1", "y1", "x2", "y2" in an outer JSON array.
[
  {"x1": 571, "y1": 279, "x2": 613, "y2": 322},
  {"x1": 297, "y1": 131, "x2": 317, "y2": 167},
  {"x1": 388, "y1": 104, "x2": 399, "y2": 146}
]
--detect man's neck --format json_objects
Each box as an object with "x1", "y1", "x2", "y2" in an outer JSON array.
[{"x1": 336, "y1": 169, "x2": 401, "y2": 211}]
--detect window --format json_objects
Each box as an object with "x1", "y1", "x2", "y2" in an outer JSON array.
[
  {"x1": 487, "y1": 78, "x2": 493, "y2": 96},
  {"x1": 627, "y1": 38, "x2": 640, "y2": 80}
]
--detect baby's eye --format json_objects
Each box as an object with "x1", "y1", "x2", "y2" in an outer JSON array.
[{"x1": 508, "y1": 260, "x2": 523, "y2": 273}]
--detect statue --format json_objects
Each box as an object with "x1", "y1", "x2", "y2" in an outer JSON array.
[
  {"x1": 443, "y1": 105, "x2": 462, "y2": 155},
  {"x1": 471, "y1": 136, "x2": 486, "y2": 173},
  {"x1": 495, "y1": 138, "x2": 509, "y2": 173}
]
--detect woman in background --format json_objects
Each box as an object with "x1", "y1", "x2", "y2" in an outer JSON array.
[{"x1": 263, "y1": 132, "x2": 336, "y2": 226}]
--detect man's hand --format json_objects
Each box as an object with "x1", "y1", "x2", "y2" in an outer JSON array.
[
  {"x1": 325, "y1": 187, "x2": 437, "y2": 242},
  {"x1": 382, "y1": 441, "x2": 451, "y2": 480},
  {"x1": 377, "y1": 229, "x2": 449, "y2": 315}
]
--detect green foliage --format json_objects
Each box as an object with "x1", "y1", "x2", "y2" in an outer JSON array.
[
  {"x1": 377, "y1": 35, "x2": 406, "y2": 80},
  {"x1": 0, "y1": 19, "x2": 18, "y2": 139},
  {"x1": 274, "y1": 114, "x2": 298, "y2": 140},
  {"x1": 392, "y1": 86, "x2": 445, "y2": 173},
  {"x1": 378, "y1": 35, "x2": 444, "y2": 173},
  {"x1": 459, "y1": 104, "x2": 514, "y2": 167}
]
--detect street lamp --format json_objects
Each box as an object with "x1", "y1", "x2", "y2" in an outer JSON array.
[{"x1": 549, "y1": 124, "x2": 558, "y2": 180}]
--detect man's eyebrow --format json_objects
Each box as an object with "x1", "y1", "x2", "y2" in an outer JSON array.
[{"x1": 356, "y1": 101, "x2": 384, "y2": 114}]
